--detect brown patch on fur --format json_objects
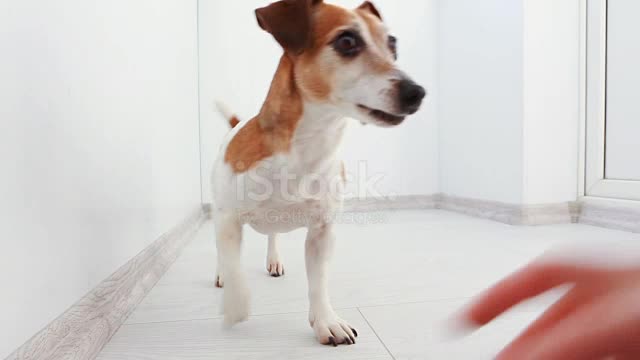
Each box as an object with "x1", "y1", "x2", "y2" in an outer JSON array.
[
  {"x1": 255, "y1": 0, "x2": 315, "y2": 54},
  {"x1": 341, "y1": 162, "x2": 347, "y2": 184},
  {"x1": 355, "y1": 8, "x2": 384, "y2": 42},
  {"x1": 310, "y1": 4, "x2": 355, "y2": 49},
  {"x1": 224, "y1": 118, "x2": 267, "y2": 172},
  {"x1": 355, "y1": 9, "x2": 394, "y2": 74},
  {"x1": 297, "y1": 4, "x2": 354, "y2": 101},
  {"x1": 297, "y1": 63, "x2": 332, "y2": 100},
  {"x1": 226, "y1": 3, "x2": 385, "y2": 172},
  {"x1": 229, "y1": 116, "x2": 241, "y2": 128},
  {"x1": 225, "y1": 56, "x2": 303, "y2": 173},
  {"x1": 357, "y1": 1, "x2": 382, "y2": 20}
]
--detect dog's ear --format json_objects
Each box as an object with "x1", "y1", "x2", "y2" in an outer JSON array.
[
  {"x1": 255, "y1": 0, "x2": 323, "y2": 54},
  {"x1": 357, "y1": 1, "x2": 382, "y2": 20}
]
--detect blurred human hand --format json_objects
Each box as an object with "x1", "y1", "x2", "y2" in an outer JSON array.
[{"x1": 459, "y1": 251, "x2": 640, "y2": 360}]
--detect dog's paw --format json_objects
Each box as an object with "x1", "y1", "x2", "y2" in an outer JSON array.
[
  {"x1": 215, "y1": 273, "x2": 224, "y2": 288},
  {"x1": 223, "y1": 303, "x2": 249, "y2": 328},
  {"x1": 310, "y1": 314, "x2": 358, "y2": 346},
  {"x1": 266, "y1": 259, "x2": 285, "y2": 277},
  {"x1": 222, "y1": 281, "x2": 250, "y2": 327}
]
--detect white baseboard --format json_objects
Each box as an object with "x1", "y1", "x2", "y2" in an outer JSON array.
[
  {"x1": 7, "y1": 206, "x2": 207, "y2": 360},
  {"x1": 579, "y1": 197, "x2": 640, "y2": 233}
]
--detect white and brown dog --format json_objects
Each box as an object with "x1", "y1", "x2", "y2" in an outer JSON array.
[{"x1": 211, "y1": 0, "x2": 425, "y2": 346}]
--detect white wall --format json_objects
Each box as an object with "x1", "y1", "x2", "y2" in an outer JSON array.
[
  {"x1": 199, "y1": 0, "x2": 439, "y2": 201},
  {"x1": 438, "y1": 0, "x2": 582, "y2": 205},
  {"x1": 522, "y1": 0, "x2": 581, "y2": 204},
  {"x1": 438, "y1": 0, "x2": 525, "y2": 204},
  {"x1": 0, "y1": 0, "x2": 201, "y2": 357}
]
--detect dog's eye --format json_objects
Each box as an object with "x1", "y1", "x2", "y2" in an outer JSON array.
[
  {"x1": 333, "y1": 31, "x2": 363, "y2": 58},
  {"x1": 388, "y1": 36, "x2": 398, "y2": 60}
]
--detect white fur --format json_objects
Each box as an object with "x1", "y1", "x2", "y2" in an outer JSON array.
[
  {"x1": 266, "y1": 234, "x2": 284, "y2": 277},
  {"x1": 214, "y1": 100, "x2": 236, "y2": 122},
  {"x1": 211, "y1": 102, "x2": 353, "y2": 343},
  {"x1": 319, "y1": 16, "x2": 409, "y2": 125}
]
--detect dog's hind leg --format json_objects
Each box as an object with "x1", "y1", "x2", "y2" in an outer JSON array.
[
  {"x1": 266, "y1": 233, "x2": 285, "y2": 277},
  {"x1": 215, "y1": 256, "x2": 224, "y2": 288},
  {"x1": 214, "y1": 211, "x2": 250, "y2": 326}
]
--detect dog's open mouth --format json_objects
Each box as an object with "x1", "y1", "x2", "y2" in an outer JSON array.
[{"x1": 357, "y1": 105, "x2": 406, "y2": 125}]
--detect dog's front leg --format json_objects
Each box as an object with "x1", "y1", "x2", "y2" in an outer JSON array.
[
  {"x1": 215, "y1": 211, "x2": 250, "y2": 327},
  {"x1": 305, "y1": 223, "x2": 358, "y2": 346}
]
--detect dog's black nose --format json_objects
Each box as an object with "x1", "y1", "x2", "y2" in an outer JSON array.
[{"x1": 398, "y1": 80, "x2": 426, "y2": 114}]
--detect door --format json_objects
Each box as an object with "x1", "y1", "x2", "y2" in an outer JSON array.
[{"x1": 586, "y1": 0, "x2": 640, "y2": 200}]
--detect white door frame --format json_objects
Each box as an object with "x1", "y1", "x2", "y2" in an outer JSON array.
[{"x1": 584, "y1": 0, "x2": 640, "y2": 201}]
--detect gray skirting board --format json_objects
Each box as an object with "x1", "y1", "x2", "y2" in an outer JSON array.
[
  {"x1": 6, "y1": 207, "x2": 207, "y2": 360},
  {"x1": 579, "y1": 200, "x2": 640, "y2": 233},
  {"x1": 343, "y1": 195, "x2": 438, "y2": 213},
  {"x1": 205, "y1": 195, "x2": 637, "y2": 233},
  {"x1": 345, "y1": 194, "x2": 637, "y2": 232},
  {"x1": 344, "y1": 194, "x2": 580, "y2": 226},
  {"x1": 435, "y1": 195, "x2": 581, "y2": 226}
]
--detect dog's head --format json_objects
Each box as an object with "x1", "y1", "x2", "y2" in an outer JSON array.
[{"x1": 256, "y1": 0, "x2": 426, "y2": 127}]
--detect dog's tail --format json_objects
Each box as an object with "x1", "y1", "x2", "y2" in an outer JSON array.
[{"x1": 215, "y1": 100, "x2": 241, "y2": 128}]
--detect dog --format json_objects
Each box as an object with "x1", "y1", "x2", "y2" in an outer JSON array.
[{"x1": 211, "y1": 0, "x2": 426, "y2": 346}]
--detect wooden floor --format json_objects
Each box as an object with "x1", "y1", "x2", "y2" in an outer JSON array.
[{"x1": 97, "y1": 210, "x2": 640, "y2": 359}]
